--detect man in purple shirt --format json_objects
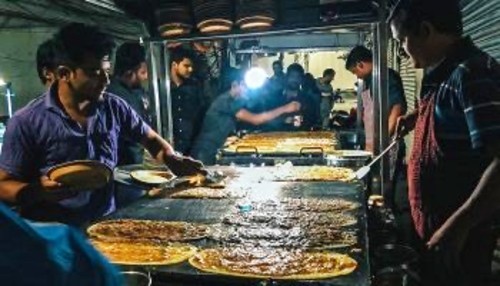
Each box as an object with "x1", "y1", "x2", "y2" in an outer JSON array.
[{"x1": 0, "y1": 23, "x2": 204, "y2": 226}]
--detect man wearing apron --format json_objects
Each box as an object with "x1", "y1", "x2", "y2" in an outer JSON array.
[
  {"x1": 345, "y1": 45, "x2": 407, "y2": 207},
  {"x1": 390, "y1": 0, "x2": 500, "y2": 285}
]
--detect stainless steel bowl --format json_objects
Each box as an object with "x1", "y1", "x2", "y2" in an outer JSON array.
[
  {"x1": 373, "y1": 265, "x2": 421, "y2": 286},
  {"x1": 373, "y1": 244, "x2": 419, "y2": 270},
  {"x1": 121, "y1": 271, "x2": 151, "y2": 286},
  {"x1": 326, "y1": 150, "x2": 372, "y2": 168}
]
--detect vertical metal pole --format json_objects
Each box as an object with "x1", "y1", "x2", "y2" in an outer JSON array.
[
  {"x1": 356, "y1": 78, "x2": 363, "y2": 148},
  {"x1": 356, "y1": 32, "x2": 365, "y2": 146},
  {"x1": 372, "y1": 1, "x2": 390, "y2": 196},
  {"x1": 146, "y1": 41, "x2": 163, "y2": 137},
  {"x1": 5, "y1": 84, "x2": 13, "y2": 118},
  {"x1": 163, "y1": 44, "x2": 174, "y2": 145}
]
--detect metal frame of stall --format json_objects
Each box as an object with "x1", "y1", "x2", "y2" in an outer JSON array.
[{"x1": 144, "y1": 0, "x2": 391, "y2": 196}]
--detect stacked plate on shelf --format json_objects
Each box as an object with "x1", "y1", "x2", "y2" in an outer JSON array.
[
  {"x1": 235, "y1": 0, "x2": 277, "y2": 30},
  {"x1": 192, "y1": 0, "x2": 233, "y2": 34},
  {"x1": 155, "y1": 0, "x2": 193, "y2": 37}
]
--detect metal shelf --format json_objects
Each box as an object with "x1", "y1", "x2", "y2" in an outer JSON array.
[{"x1": 143, "y1": 19, "x2": 377, "y2": 44}]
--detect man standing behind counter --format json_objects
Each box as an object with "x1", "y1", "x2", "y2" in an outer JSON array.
[
  {"x1": 170, "y1": 48, "x2": 207, "y2": 155},
  {"x1": 316, "y1": 68, "x2": 336, "y2": 129},
  {"x1": 390, "y1": 0, "x2": 500, "y2": 285},
  {"x1": 281, "y1": 63, "x2": 321, "y2": 131},
  {"x1": 345, "y1": 45, "x2": 407, "y2": 208},
  {"x1": 106, "y1": 42, "x2": 152, "y2": 166},
  {"x1": 0, "y1": 23, "x2": 204, "y2": 226},
  {"x1": 345, "y1": 45, "x2": 407, "y2": 152},
  {"x1": 191, "y1": 69, "x2": 300, "y2": 165}
]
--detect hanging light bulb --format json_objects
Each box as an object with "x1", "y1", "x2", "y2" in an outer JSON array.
[{"x1": 244, "y1": 67, "x2": 268, "y2": 89}]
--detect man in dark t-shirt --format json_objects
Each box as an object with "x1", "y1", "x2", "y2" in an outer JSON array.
[
  {"x1": 169, "y1": 48, "x2": 207, "y2": 155},
  {"x1": 107, "y1": 42, "x2": 152, "y2": 165},
  {"x1": 192, "y1": 69, "x2": 300, "y2": 165}
]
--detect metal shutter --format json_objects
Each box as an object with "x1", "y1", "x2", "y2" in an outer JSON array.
[
  {"x1": 461, "y1": 0, "x2": 500, "y2": 60},
  {"x1": 387, "y1": 39, "x2": 395, "y2": 69},
  {"x1": 399, "y1": 57, "x2": 417, "y2": 112},
  {"x1": 398, "y1": 56, "x2": 418, "y2": 161}
]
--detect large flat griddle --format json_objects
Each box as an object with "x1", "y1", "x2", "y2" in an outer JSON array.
[{"x1": 105, "y1": 166, "x2": 370, "y2": 286}]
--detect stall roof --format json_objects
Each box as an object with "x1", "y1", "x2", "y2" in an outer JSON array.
[
  {"x1": 233, "y1": 32, "x2": 367, "y2": 53},
  {"x1": 0, "y1": 0, "x2": 144, "y2": 39}
]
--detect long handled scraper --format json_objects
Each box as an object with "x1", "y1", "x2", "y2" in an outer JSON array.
[{"x1": 354, "y1": 139, "x2": 400, "y2": 180}]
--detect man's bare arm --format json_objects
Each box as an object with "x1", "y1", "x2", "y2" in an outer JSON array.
[
  {"x1": 388, "y1": 104, "x2": 405, "y2": 137},
  {"x1": 235, "y1": 101, "x2": 300, "y2": 125},
  {"x1": 140, "y1": 129, "x2": 204, "y2": 176},
  {"x1": 0, "y1": 170, "x2": 28, "y2": 203},
  {"x1": 141, "y1": 129, "x2": 175, "y2": 163}
]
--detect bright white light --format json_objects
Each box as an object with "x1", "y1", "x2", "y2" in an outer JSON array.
[
  {"x1": 245, "y1": 67, "x2": 268, "y2": 89},
  {"x1": 0, "y1": 78, "x2": 5, "y2": 86}
]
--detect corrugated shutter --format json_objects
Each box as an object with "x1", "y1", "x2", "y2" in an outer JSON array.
[
  {"x1": 387, "y1": 39, "x2": 395, "y2": 69},
  {"x1": 461, "y1": 0, "x2": 500, "y2": 60},
  {"x1": 398, "y1": 56, "x2": 418, "y2": 161},
  {"x1": 399, "y1": 57, "x2": 417, "y2": 112}
]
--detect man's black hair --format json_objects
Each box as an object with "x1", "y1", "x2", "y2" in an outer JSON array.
[
  {"x1": 388, "y1": 0, "x2": 463, "y2": 36},
  {"x1": 323, "y1": 68, "x2": 335, "y2": 77},
  {"x1": 345, "y1": 46, "x2": 373, "y2": 70},
  {"x1": 52, "y1": 22, "x2": 115, "y2": 69},
  {"x1": 286, "y1": 63, "x2": 305, "y2": 76},
  {"x1": 170, "y1": 47, "x2": 195, "y2": 66},
  {"x1": 114, "y1": 42, "x2": 146, "y2": 76},
  {"x1": 36, "y1": 39, "x2": 57, "y2": 84},
  {"x1": 272, "y1": 60, "x2": 283, "y2": 67}
]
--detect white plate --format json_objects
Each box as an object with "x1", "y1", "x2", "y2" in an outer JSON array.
[{"x1": 130, "y1": 170, "x2": 176, "y2": 185}]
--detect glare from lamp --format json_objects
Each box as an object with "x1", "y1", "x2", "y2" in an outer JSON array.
[
  {"x1": 0, "y1": 78, "x2": 5, "y2": 86},
  {"x1": 245, "y1": 67, "x2": 268, "y2": 89}
]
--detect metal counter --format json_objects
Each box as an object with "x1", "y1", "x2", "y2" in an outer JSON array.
[
  {"x1": 217, "y1": 132, "x2": 340, "y2": 167},
  {"x1": 107, "y1": 166, "x2": 371, "y2": 286},
  {"x1": 216, "y1": 153, "x2": 329, "y2": 166}
]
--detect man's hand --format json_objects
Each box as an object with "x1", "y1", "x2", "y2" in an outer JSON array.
[
  {"x1": 283, "y1": 101, "x2": 301, "y2": 113},
  {"x1": 394, "y1": 112, "x2": 417, "y2": 139},
  {"x1": 40, "y1": 176, "x2": 62, "y2": 190},
  {"x1": 427, "y1": 217, "x2": 471, "y2": 278},
  {"x1": 165, "y1": 154, "x2": 206, "y2": 177},
  {"x1": 16, "y1": 176, "x2": 79, "y2": 206},
  {"x1": 40, "y1": 176, "x2": 82, "y2": 201}
]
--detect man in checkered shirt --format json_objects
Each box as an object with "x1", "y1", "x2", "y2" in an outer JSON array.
[{"x1": 390, "y1": 0, "x2": 500, "y2": 285}]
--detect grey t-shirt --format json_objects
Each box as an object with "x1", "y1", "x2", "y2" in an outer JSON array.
[
  {"x1": 316, "y1": 78, "x2": 334, "y2": 97},
  {"x1": 191, "y1": 92, "x2": 246, "y2": 164}
]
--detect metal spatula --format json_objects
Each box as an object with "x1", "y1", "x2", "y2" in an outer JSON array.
[
  {"x1": 148, "y1": 171, "x2": 227, "y2": 197},
  {"x1": 355, "y1": 139, "x2": 400, "y2": 179}
]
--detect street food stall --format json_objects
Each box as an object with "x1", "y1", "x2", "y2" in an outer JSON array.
[
  {"x1": 98, "y1": 0, "x2": 397, "y2": 285},
  {"x1": 138, "y1": 2, "x2": 393, "y2": 191}
]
